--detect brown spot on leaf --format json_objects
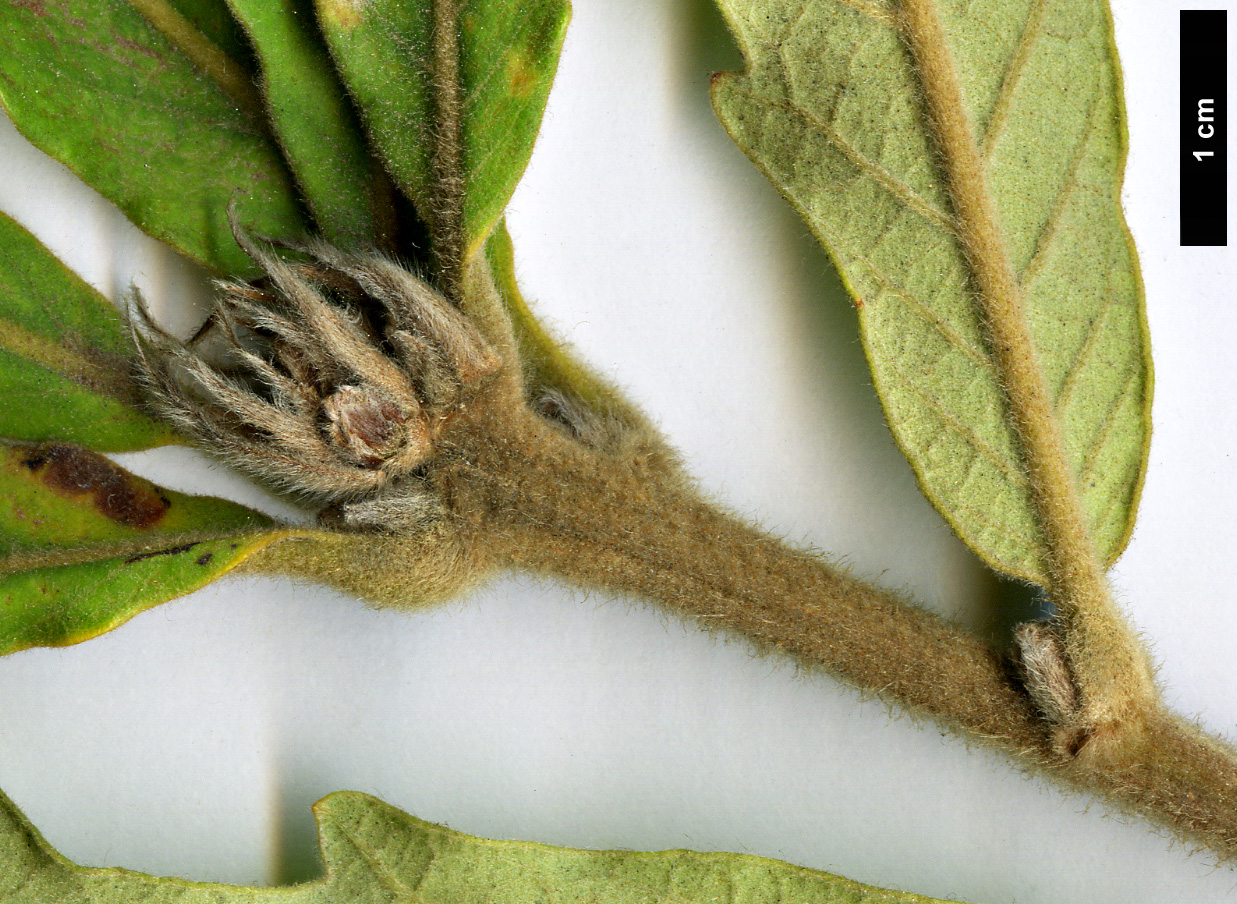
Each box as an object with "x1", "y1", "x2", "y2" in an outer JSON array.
[
  {"x1": 22, "y1": 443, "x2": 170, "y2": 529},
  {"x1": 505, "y1": 51, "x2": 536, "y2": 97},
  {"x1": 319, "y1": 0, "x2": 365, "y2": 29},
  {"x1": 196, "y1": 552, "x2": 214, "y2": 566}
]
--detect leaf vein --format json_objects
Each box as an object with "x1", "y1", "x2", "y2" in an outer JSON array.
[
  {"x1": 1077, "y1": 367, "x2": 1140, "y2": 486},
  {"x1": 338, "y1": 821, "x2": 420, "y2": 899},
  {"x1": 1053, "y1": 304, "x2": 1112, "y2": 417},
  {"x1": 831, "y1": 0, "x2": 897, "y2": 27},
  {"x1": 859, "y1": 261, "x2": 993, "y2": 370},
  {"x1": 907, "y1": 431, "x2": 1031, "y2": 553},
  {"x1": 784, "y1": 98, "x2": 955, "y2": 230},
  {"x1": 979, "y1": 0, "x2": 1048, "y2": 156},
  {"x1": 785, "y1": 0, "x2": 814, "y2": 37},
  {"x1": 890, "y1": 367, "x2": 1024, "y2": 484},
  {"x1": 1018, "y1": 83, "x2": 1102, "y2": 289}
]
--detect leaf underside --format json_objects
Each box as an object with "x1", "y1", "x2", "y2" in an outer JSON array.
[
  {"x1": 711, "y1": 0, "x2": 1151, "y2": 583},
  {"x1": 0, "y1": 785, "x2": 960, "y2": 904}
]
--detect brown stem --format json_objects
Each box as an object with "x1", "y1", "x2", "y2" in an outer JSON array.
[
  {"x1": 1086, "y1": 710, "x2": 1237, "y2": 856},
  {"x1": 426, "y1": 410, "x2": 1237, "y2": 860}
]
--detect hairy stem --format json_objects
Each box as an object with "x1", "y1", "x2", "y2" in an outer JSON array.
[
  {"x1": 429, "y1": 0, "x2": 467, "y2": 298},
  {"x1": 442, "y1": 414, "x2": 1044, "y2": 745},
  {"x1": 896, "y1": 0, "x2": 1155, "y2": 736},
  {"x1": 431, "y1": 410, "x2": 1237, "y2": 860}
]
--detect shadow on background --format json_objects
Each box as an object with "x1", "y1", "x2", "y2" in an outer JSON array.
[
  {"x1": 274, "y1": 781, "x2": 325, "y2": 886},
  {"x1": 669, "y1": 0, "x2": 894, "y2": 468}
]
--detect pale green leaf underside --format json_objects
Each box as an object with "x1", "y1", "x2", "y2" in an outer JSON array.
[
  {"x1": 712, "y1": 0, "x2": 1151, "y2": 583},
  {"x1": 0, "y1": 786, "x2": 960, "y2": 904}
]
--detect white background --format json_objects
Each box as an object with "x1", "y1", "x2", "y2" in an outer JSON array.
[{"x1": 0, "y1": 1, "x2": 1235, "y2": 902}]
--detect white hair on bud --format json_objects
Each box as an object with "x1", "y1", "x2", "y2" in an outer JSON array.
[
  {"x1": 130, "y1": 239, "x2": 501, "y2": 521},
  {"x1": 1014, "y1": 621, "x2": 1080, "y2": 728}
]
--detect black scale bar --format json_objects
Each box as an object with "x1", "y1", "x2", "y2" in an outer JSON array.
[{"x1": 1181, "y1": 10, "x2": 1227, "y2": 246}]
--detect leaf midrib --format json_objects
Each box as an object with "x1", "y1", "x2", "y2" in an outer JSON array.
[
  {"x1": 892, "y1": 0, "x2": 1159, "y2": 720},
  {"x1": 0, "y1": 319, "x2": 132, "y2": 402},
  {"x1": 895, "y1": 0, "x2": 1084, "y2": 576},
  {"x1": 126, "y1": 0, "x2": 265, "y2": 119}
]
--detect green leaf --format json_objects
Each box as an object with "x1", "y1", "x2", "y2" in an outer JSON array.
[
  {"x1": 0, "y1": 785, "x2": 963, "y2": 904},
  {"x1": 711, "y1": 0, "x2": 1151, "y2": 583},
  {"x1": 0, "y1": 441, "x2": 279, "y2": 655},
  {"x1": 0, "y1": 212, "x2": 176, "y2": 452},
  {"x1": 314, "y1": 0, "x2": 570, "y2": 259},
  {"x1": 0, "y1": 0, "x2": 309, "y2": 277},
  {"x1": 163, "y1": 0, "x2": 255, "y2": 65},
  {"x1": 226, "y1": 0, "x2": 382, "y2": 248}
]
